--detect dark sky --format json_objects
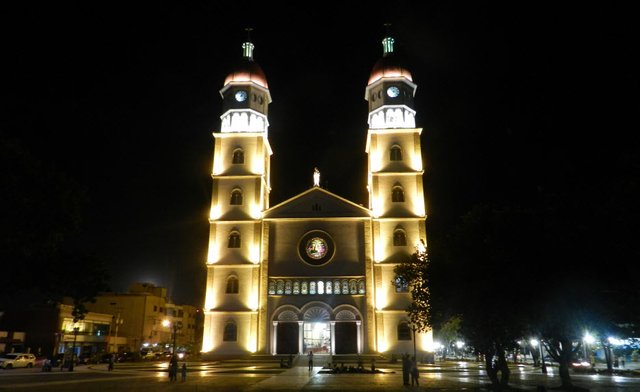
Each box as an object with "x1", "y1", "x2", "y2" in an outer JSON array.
[{"x1": 2, "y1": 3, "x2": 635, "y2": 306}]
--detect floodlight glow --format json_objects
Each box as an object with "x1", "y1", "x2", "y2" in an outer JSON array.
[{"x1": 583, "y1": 333, "x2": 595, "y2": 344}]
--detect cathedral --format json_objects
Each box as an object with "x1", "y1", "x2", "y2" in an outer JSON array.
[{"x1": 202, "y1": 34, "x2": 431, "y2": 357}]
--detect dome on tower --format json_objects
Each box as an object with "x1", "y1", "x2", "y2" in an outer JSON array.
[
  {"x1": 223, "y1": 41, "x2": 269, "y2": 88},
  {"x1": 367, "y1": 36, "x2": 412, "y2": 85}
]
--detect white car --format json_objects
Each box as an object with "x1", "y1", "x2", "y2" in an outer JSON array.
[{"x1": 0, "y1": 353, "x2": 36, "y2": 369}]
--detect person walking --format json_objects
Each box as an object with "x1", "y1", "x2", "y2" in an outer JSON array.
[
  {"x1": 108, "y1": 355, "x2": 114, "y2": 371},
  {"x1": 181, "y1": 363, "x2": 187, "y2": 382},
  {"x1": 169, "y1": 356, "x2": 178, "y2": 382},
  {"x1": 308, "y1": 351, "x2": 314, "y2": 371},
  {"x1": 410, "y1": 356, "x2": 420, "y2": 387},
  {"x1": 401, "y1": 354, "x2": 410, "y2": 386}
]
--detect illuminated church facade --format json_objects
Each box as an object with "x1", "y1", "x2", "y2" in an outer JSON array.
[{"x1": 202, "y1": 35, "x2": 432, "y2": 356}]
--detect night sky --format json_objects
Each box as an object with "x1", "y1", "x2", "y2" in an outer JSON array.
[{"x1": 2, "y1": 3, "x2": 635, "y2": 306}]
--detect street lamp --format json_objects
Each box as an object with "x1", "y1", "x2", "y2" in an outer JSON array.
[
  {"x1": 455, "y1": 341, "x2": 465, "y2": 360},
  {"x1": 583, "y1": 332, "x2": 595, "y2": 363},
  {"x1": 529, "y1": 339, "x2": 539, "y2": 366},
  {"x1": 69, "y1": 325, "x2": 79, "y2": 372},
  {"x1": 533, "y1": 338, "x2": 547, "y2": 374},
  {"x1": 111, "y1": 313, "x2": 123, "y2": 353},
  {"x1": 162, "y1": 319, "x2": 181, "y2": 357}
]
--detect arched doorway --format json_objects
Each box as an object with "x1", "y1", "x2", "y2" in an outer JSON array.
[
  {"x1": 275, "y1": 310, "x2": 299, "y2": 355},
  {"x1": 334, "y1": 309, "x2": 359, "y2": 354},
  {"x1": 303, "y1": 306, "x2": 331, "y2": 354}
]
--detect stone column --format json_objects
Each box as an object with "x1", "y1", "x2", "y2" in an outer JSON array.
[
  {"x1": 298, "y1": 321, "x2": 304, "y2": 354},
  {"x1": 356, "y1": 321, "x2": 362, "y2": 354},
  {"x1": 330, "y1": 321, "x2": 336, "y2": 355},
  {"x1": 272, "y1": 321, "x2": 278, "y2": 355}
]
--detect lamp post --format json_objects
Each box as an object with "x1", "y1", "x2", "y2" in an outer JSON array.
[
  {"x1": 455, "y1": 341, "x2": 465, "y2": 360},
  {"x1": 111, "y1": 313, "x2": 123, "y2": 353},
  {"x1": 537, "y1": 339, "x2": 547, "y2": 374},
  {"x1": 583, "y1": 333, "x2": 595, "y2": 363},
  {"x1": 162, "y1": 319, "x2": 181, "y2": 357},
  {"x1": 69, "y1": 326, "x2": 79, "y2": 372}
]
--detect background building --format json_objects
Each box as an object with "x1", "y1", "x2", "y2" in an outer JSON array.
[
  {"x1": 56, "y1": 304, "x2": 115, "y2": 359},
  {"x1": 87, "y1": 282, "x2": 201, "y2": 354},
  {"x1": 202, "y1": 35, "x2": 432, "y2": 357}
]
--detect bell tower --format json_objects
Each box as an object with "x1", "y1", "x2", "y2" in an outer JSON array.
[
  {"x1": 365, "y1": 32, "x2": 430, "y2": 353},
  {"x1": 202, "y1": 33, "x2": 272, "y2": 355}
]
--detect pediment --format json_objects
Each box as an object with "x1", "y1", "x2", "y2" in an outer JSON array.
[{"x1": 264, "y1": 187, "x2": 370, "y2": 219}]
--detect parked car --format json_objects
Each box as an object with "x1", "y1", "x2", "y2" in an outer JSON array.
[
  {"x1": 117, "y1": 352, "x2": 136, "y2": 362},
  {"x1": 0, "y1": 353, "x2": 37, "y2": 369}
]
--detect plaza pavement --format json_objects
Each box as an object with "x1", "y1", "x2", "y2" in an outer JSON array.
[{"x1": 1, "y1": 357, "x2": 639, "y2": 391}]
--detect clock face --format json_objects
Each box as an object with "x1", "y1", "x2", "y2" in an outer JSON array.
[
  {"x1": 234, "y1": 90, "x2": 248, "y2": 102},
  {"x1": 386, "y1": 86, "x2": 400, "y2": 98}
]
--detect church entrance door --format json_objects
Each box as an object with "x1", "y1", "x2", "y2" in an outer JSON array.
[
  {"x1": 276, "y1": 322, "x2": 299, "y2": 354},
  {"x1": 334, "y1": 322, "x2": 357, "y2": 354},
  {"x1": 303, "y1": 322, "x2": 331, "y2": 354}
]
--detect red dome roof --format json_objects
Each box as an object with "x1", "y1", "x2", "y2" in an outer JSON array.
[
  {"x1": 368, "y1": 55, "x2": 413, "y2": 85},
  {"x1": 224, "y1": 58, "x2": 268, "y2": 89}
]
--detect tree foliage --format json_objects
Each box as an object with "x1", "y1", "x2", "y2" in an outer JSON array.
[
  {"x1": 0, "y1": 134, "x2": 109, "y2": 318},
  {"x1": 394, "y1": 241, "x2": 431, "y2": 333}
]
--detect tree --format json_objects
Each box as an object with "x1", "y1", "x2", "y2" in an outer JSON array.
[
  {"x1": 436, "y1": 204, "x2": 540, "y2": 389},
  {"x1": 393, "y1": 240, "x2": 431, "y2": 333},
  {"x1": 437, "y1": 315, "x2": 462, "y2": 360},
  {"x1": 0, "y1": 134, "x2": 109, "y2": 315}
]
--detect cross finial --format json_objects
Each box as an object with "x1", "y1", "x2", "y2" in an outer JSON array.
[
  {"x1": 384, "y1": 23, "x2": 392, "y2": 36},
  {"x1": 382, "y1": 24, "x2": 394, "y2": 57},
  {"x1": 313, "y1": 167, "x2": 320, "y2": 187}
]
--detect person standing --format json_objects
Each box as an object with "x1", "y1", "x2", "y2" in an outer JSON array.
[
  {"x1": 410, "y1": 356, "x2": 420, "y2": 387},
  {"x1": 401, "y1": 354, "x2": 410, "y2": 386},
  {"x1": 108, "y1": 355, "x2": 114, "y2": 371},
  {"x1": 181, "y1": 363, "x2": 187, "y2": 382},
  {"x1": 308, "y1": 351, "x2": 314, "y2": 371},
  {"x1": 169, "y1": 356, "x2": 178, "y2": 382}
]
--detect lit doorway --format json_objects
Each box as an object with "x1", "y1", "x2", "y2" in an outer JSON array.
[{"x1": 303, "y1": 322, "x2": 331, "y2": 354}]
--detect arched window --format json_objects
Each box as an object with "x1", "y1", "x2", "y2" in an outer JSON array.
[
  {"x1": 228, "y1": 231, "x2": 241, "y2": 248},
  {"x1": 349, "y1": 280, "x2": 357, "y2": 294},
  {"x1": 230, "y1": 189, "x2": 243, "y2": 205},
  {"x1": 326, "y1": 281, "x2": 333, "y2": 295},
  {"x1": 284, "y1": 280, "x2": 292, "y2": 295},
  {"x1": 390, "y1": 145, "x2": 403, "y2": 161},
  {"x1": 301, "y1": 281, "x2": 308, "y2": 295},
  {"x1": 317, "y1": 281, "x2": 324, "y2": 295},
  {"x1": 268, "y1": 280, "x2": 275, "y2": 295},
  {"x1": 226, "y1": 276, "x2": 239, "y2": 294},
  {"x1": 309, "y1": 281, "x2": 317, "y2": 295},
  {"x1": 392, "y1": 186, "x2": 405, "y2": 203},
  {"x1": 358, "y1": 280, "x2": 365, "y2": 294},
  {"x1": 293, "y1": 281, "x2": 300, "y2": 295},
  {"x1": 333, "y1": 279, "x2": 341, "y2": 294},
  {"x1": 342, "y1": 280, "x2": 349, "y2": 295},
  {"x1": 397, "y1": 322, "x2": 412, "y2": 341},
  {"x1": 276, "y1": 280, "x2": 284, "y2": 295},
  {"x1": 232, "y1": 148, "x2": 244, "y2": 164},
  {"x1": 223, "y1": 322, "x2": 237, "y2": 341},
  {"x1": 393, "y1": 230, "x2": 407, "y2": 246}
]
